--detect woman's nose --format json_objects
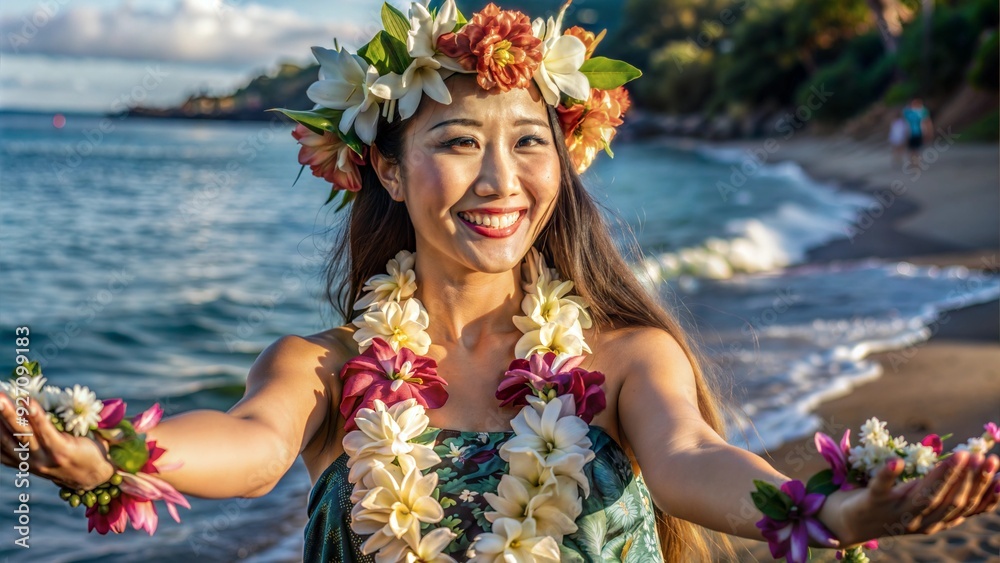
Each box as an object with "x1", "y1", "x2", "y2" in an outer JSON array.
[{"x1": 473, "y1": 145, "x2": 520, "y2": 198}]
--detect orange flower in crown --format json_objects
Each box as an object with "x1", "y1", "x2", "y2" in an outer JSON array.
[
  {"x1": 558, "y1": 86, "x2": 632, "y2": 173},
  {"x1": 437, "y1": 3, "x2": 542, "y2": 92},
  {"x1": 272, "y1": 1, "x2": 642, "y2": 208}
]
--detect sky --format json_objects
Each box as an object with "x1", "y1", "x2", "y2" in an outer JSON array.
[{"x1": 0, "y1": 0, "x2": 402, "y2": 112}]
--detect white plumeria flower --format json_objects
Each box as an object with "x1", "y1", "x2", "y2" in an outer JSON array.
[
  {"x1": 500, "y1": 396, "x2": 594, "y2": 496},
  {"x1": 306, "y1": 47, "x2": 384, "y2": 144},
  {"x1": 354, "y1": 250, "x2": 418, "y2": 310},
  {"x1": 353, "y1": 297, "x2": 432, "y2": 355},
  {"x1": 342, "y1": 399, "x2": 440, "y2": 484},
  {"x1": 55, "y1": 384, "x2": 103, "y2": 437},
  {"x1": 517, "y1": 249, "x2": 592, "y2": 331},
  {"x1": 514, "y1": 308, "x2": 591, "y2": 360},
  {"x1": 376, "y1": 527, "x2": 458, "y2": 563},
  {"x1": 407, "y1": 0, "x2": 460, "y2": 66},
  {"x1": 351, "y1": 462, "x2": 445, "y2": 556},
  {"x1": 467, "y1": 517, "x2": 561, "y2": 562},
  {"x1": 531, "y1": 10, "x2": 590, "y2": 105},
  {"x1": 483, "y1": 474, "x2": 580, "y2": 539},
  {"x1": 350, "y1": 457, "x2": 406, "y2": 505}
]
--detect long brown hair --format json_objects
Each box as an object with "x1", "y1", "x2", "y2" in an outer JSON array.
[{"x1": 325, "y1": 92, "x2": 733, "y2": 562}]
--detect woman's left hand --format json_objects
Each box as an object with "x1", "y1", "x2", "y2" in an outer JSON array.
[{"x1": 819, "y1": 450, "x2": 1000, "y2": 547}]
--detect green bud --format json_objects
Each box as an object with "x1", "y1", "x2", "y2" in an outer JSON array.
[
  {"x1": 83, "y1": 491, "x2": 97, "y2": 508},
  {"x1": 75, "y1": 489, "x2": 86, "y2": 496},
  {"x1": 109, "y1": 473, "x2": 123, "y2": 486},
  {"x1": 97, "y1": 491, "x2": 111, "y2": 505},
  {"x1": 98, "y1": 504, "x2": 111, "y2": 515},
  {"x1": 96, "y1": 481, "x2": 109, "y2": 489},
  {"x1": 109, "y1": 486, "x2": 120, "y2": 498},
  {"x1": 59, "y1": 488, "x2": 73, "y2": 500},
  {"x1": 69, "y1": 494, "x2": 81, "y2": 508}
]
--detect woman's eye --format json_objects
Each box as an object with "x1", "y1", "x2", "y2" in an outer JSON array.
[
  {"x1": 442, "y1": 137, "x2": 477, "y2": 149},
  {"x1": 517, "y1": 135, "x2": 548, "y2": 148}
]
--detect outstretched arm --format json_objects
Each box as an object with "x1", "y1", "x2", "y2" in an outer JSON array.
[
  {"x1": 617, "y1": 328, "x2": 1000, "y2": 548},
  {"x1": 0, "y1": 333, "x2": 345, "y2": 500}
]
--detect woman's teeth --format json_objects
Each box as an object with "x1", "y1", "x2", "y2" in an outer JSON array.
[{"x1": 458, "y1": 211, "x2": 520, "y2": 229}]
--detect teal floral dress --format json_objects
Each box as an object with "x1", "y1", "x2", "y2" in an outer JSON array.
[{"x1": 303, "y1": 426, "x2": 663, "y2": 562}]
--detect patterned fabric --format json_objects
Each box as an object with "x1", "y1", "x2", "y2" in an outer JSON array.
[{"x1": 303, "y1": 426, "x2": 663, "y2": 562}]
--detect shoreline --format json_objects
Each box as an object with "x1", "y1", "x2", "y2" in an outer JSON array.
[{"x1": 695, "y1": 134, "x2": 1000, "y2": 561}]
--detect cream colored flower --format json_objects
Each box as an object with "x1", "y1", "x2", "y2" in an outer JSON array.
[
  {"x1": 377, "y1": 527, "x2": 459, "y2": 563},
  {"x1": 500, "y1": 396, "x2": 594, "y2": 496},
  {"x1": 531, "y1": 7, "x2": 589, "y2": 105},
  {"x1": 515, "y1": 248, "x2": 592, "y2": 332},
  {"x1": 307, "y1": 47, "x2": 384, "y2": 144},
  {"x1": 467, "y1": 517, "x2": 561, "y2": 562},
  {"x1": 354, "y1": 250, "x2": 418, "y2": 311},
  {"x1": 55, "y1": 384, "x2": 103, "y2": 437},
  {"x1": 342, "y1": 399, "x2": 440, "y2": 485},
  {"x1": 483, "y1": 474, "x2": 580, "y2": 539},
  {"x1": 351, "y1": 463, "x2": 445, "y2": 555},
  {"x1": 514, "y1": 308, "x2": 591, "y2": 360},
  {"x1": 353, "y1": 298, "x2": 432, "y2": 355}
]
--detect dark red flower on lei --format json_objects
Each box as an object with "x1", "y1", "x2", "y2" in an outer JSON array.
[
  {"x1": 339, "y1": 338, "x2": 448, "y2": 431},
  {"x1": 497, "y1": 352, "x2": 606, "y2": 423}
]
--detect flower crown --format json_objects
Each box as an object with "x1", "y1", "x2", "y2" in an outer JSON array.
[{"x1": 272, "y1": 0, "x2": 641, "y2": 208}]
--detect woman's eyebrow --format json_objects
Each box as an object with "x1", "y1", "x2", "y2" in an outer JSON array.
[{"x1": 430, "y1": 118, "x2": 482, "y2": 130}]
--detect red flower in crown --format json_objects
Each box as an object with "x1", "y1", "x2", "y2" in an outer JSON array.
[
  {"x1": 339, "y1": 338, "x2": 448, "y2": 430},
  {"x1": 291, "y1": 124, "x2": 366, "y2": 192},
  {"x1": 437, "y1": 3, "x2": 542, "y2": 92}
]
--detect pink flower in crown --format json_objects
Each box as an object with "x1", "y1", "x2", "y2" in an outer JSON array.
[
  {"x1": 339, "y1": 338, "x2": 448, "y2": 431},
  {"x1": 815, "y1": 429, "x2": 856, "y2": 490},
  {"x1": 557, "y1": 86, "x2": 631, "y2": 173},
  {"x1": 437, "y1": 3, "x2": 542, "y2": 92},
  {"x1": 291, "y1": 124, "x2": 365, "y2": 192}
]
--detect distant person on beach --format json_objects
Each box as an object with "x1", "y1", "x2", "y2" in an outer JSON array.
[
  {"x1": 903, "y1": 98, "x2": 933, "y2": 165},
  {"x1": 889, "y1": 109, "x2": 908, "y2": 168},
  {"x1": 2, "y1": 3, "x2": 999, "y2": 563}
]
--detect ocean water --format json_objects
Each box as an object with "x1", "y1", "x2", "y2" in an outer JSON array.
[{"x1": 1, "y1": 113, "x2": 997, "y2": 561}]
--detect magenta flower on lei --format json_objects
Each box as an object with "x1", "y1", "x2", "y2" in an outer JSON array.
[
  {"x1": 814, "y1": 429, "x2": 856, "y2": 491},
  {"x1": 496, "y1": 352, "x2": 606, "y2": 423},
  {"x1": 755, "y1": 480, "x2": 837, "y2": 563},
  {"x1": 98, "y1": 398, "x2": 126, "y2": 428},
  {"x1": 339, "y1": 337, "x2": 448, "y2": 431}
]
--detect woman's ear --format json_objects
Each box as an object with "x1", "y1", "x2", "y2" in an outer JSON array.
[{"x1": 370, "y1": 143, "x2": 405, "y2": 202}]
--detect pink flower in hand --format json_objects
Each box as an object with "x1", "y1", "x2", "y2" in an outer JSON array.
[
  {"x1": 756, "y1": 480, "x2": 837, "y2": 563},
  {"x1": 119, "y1": 472, "x2": 192, "y2": 534},
  {"x1": 132, "y1": 403, "x2": 164, "y2": 433},
  {"x1": 984, "y1": 422, "x2": 1000, "y2": 443},
  {"x1": 920, "y1": 433, "x2": 944, "y2": 455},
  {"x1": 339, "y1": 338, "x2": 447, "y2": 430},
  {"x1": 815, "y1": 429, "x2": 856, "y2": 490},
  {"x1": 86, "y1": 498, "x2": 128, "y2": 534},
  {"x1": 98, "y1": 398, "x2": 126, "y2": 429}
]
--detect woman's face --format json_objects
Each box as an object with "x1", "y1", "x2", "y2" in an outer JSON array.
[{"x1": 377, "y1": 75, "x2": 562, "y2": 276}]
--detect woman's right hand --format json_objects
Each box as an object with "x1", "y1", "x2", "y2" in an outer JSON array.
[{"x1": 0, "y1": 394, "x2": 116, "y2": 491}]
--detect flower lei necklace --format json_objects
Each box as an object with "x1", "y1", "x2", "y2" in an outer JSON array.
[{"x1": 339, "y1": 248, "x2": 607, "y2": 562}]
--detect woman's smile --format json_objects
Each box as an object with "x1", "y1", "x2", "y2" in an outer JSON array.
[{"x1": 456, "y1": 208, "x2": 527, "y2": 238}]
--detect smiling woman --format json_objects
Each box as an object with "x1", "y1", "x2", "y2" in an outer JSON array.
[{"x1": 2, "y1": 1, "x2": 998, "y2": 562}]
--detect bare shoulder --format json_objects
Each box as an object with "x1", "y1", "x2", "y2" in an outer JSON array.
[{"x1": 589, "y1": 325, "x2": 699, "y2": 405}]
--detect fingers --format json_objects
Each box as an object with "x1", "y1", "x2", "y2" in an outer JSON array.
[
  {"x1": 0, "y1": 395, "x2": 36, "y2": 451},
  {"x1": 870, "y1": 457, "x2": 904, "y2": 498},
  {"x1": 926, "y1": 453, "x2": 980, "y2": 526},
  {"x1": 960, "y1": 454, "x2": 998, "y2": 518},
  {"x1": 902, "y1": 451, "x2": 968, "y2": 532},
  {"x1": 25, "y1": 399, "x2": 65, "y2": 456}
]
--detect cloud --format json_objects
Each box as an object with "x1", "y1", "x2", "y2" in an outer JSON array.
[{"x1": 0, "y1": 0, "x2": 366, "y2": 66}]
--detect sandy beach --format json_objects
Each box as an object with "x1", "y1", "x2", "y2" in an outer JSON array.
[{"x1": 715, "y1": 135, "x2": 1000, "y2": 561}]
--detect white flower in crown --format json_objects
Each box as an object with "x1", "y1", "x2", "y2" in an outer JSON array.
[
  {"x1": 307, "y1": 47, "x2": 385, "y2": 144},
  {"x1": 467, "y1": 517, "x2": 561, "y2": 563},
  {"x1": 531, "y1": 5, "x2": 590, "y2": 105},
  {"x1": 354, "y1": 250, "x2": 418, "y2": 310},
  {"x1": 354, "y1": 298, "x2": 432, "y2": 355},
  {"x1": 370, "y1": 1, "x2": 461, "y2": 121},
  {"x1": 483, "y1": 473, "x2": 580, "y2": 540},
  {"x1": 351, "y1": 461, "x2": 445, "y2": 557},
  {"x1": 342, "y1": 399, "x2": 441, "y2": 485},
  {"x1": 55, "y1": 384, "x2": 103, "y2": 437},
  {"x1": 500, "y1": 396, "x2": 594, "y2": 496}
]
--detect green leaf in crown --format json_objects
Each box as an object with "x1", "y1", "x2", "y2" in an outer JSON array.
[{"x1": 580, "y1": 57, "x2": 643, "y2": 90}]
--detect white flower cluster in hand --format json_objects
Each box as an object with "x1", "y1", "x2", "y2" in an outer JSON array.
[
  {"x1": 955, "y1": 437, "x2": 990, "y2": 455},
  {"x1": 1, "y1": 377, "x2": 102, "y2": 438},
  {"x1": 345, "y1": 399, "x2": 457, "y2": 563},
  {"x1": 849, "y1": 417, "x2": 908, "y2": 480},
  {"x1": 901, "y1": 443, "x2": 937, "y2": 476}
]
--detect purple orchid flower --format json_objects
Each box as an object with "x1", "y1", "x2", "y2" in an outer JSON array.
[
  {"x1": 756, "y1": 480, "x2": 838, "y2": 563},
  {"x1": 815, "y1": 429, "x2": 856, "y2": 490}
]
